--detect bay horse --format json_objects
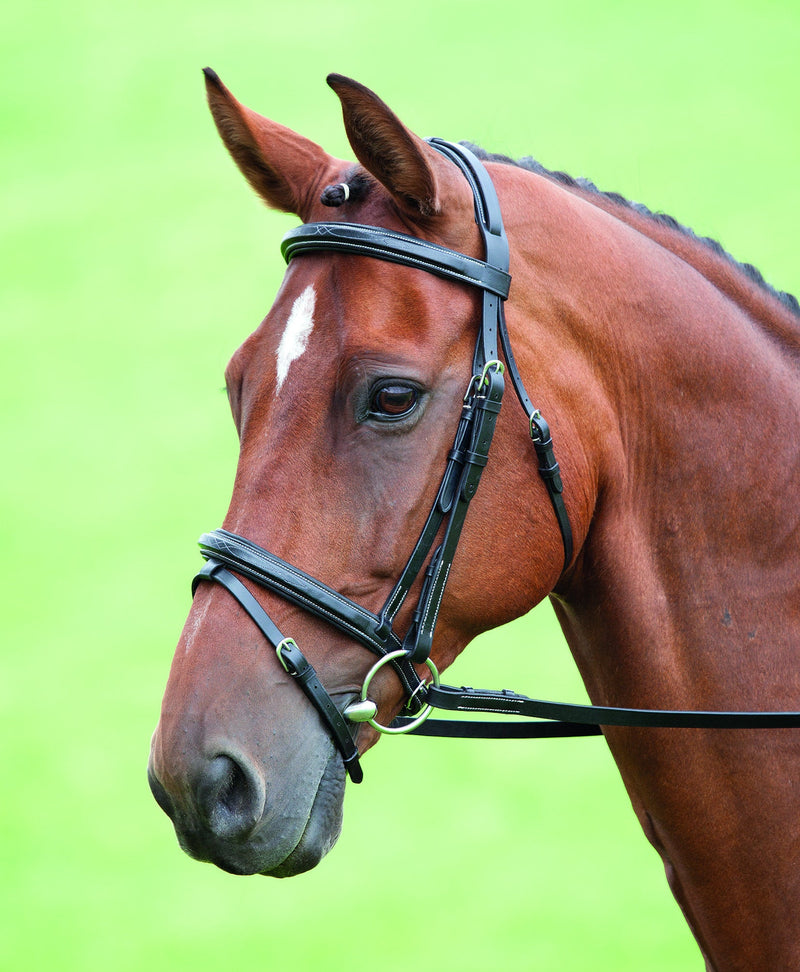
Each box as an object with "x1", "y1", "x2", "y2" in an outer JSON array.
[{"x1": 148, "y1": 71, "x2": 800, "y2": 969}]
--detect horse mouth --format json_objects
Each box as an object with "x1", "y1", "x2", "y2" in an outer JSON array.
[
  {"x1": 264, "y1": 753, "x2": 346, "y2": 877},
  {"x1": 159, "y1": 749, "x2": 347, "y2": 878}
]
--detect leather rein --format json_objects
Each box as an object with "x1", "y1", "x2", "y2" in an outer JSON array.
[{"x1": 193, "y1": 140, "x2": 800, "y2": 785}]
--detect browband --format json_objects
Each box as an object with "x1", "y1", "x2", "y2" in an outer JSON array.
[{"x1": 281, "y1": 222, "x2": 511, "y2": 299}]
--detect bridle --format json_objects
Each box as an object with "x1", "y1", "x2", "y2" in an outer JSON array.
[{"x1": 193, "y1": 140, "x2": 800, "y2": 785}]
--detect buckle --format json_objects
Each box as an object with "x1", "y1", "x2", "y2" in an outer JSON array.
[{"x1": 275, "y1": 637, "x2": 300, "y2": 673}]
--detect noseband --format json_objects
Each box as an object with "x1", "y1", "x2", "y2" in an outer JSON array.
[{"x1": 193, "y1": 140, "x2": 800, "y2": 784}]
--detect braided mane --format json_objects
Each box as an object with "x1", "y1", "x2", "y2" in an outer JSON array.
[{"x1": 464, "y1": 143, "x2": 799, "y2": 318}]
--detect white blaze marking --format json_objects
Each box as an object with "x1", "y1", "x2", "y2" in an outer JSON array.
[{"x1": 275, "y1": 285, "x2": 316, "y2": 394}]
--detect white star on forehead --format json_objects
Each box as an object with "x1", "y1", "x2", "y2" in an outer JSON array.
[{"x1": 275, "y1": 285, "x2": 316, "y2": 394}]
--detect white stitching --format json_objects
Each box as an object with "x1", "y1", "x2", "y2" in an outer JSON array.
[
  {"x1": 421, "y1": 562, "x2": 451, "y2": 635},
  {"x1": 285, "y1": 228, "x2": 510, "y2": 296},
  {"x1": 202, "y1": 533, "x2": 407, "y2": 657}
]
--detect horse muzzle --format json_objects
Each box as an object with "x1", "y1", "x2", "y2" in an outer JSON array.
[{"x1": 147, "y1": 732, "x2": 346, "y2": 876}]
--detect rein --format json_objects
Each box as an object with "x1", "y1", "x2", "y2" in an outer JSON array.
[{"x1": 192, "y1": 140, "x2": 800, "y2": 785}]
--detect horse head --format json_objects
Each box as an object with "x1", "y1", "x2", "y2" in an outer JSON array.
[{"x1": 147, "y1": 73, "x2": 580, "y2": 877}]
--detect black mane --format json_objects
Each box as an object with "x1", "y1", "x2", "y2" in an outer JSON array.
[{"x1": 464, "y1": 143, "x2": 800, "y2": 318}]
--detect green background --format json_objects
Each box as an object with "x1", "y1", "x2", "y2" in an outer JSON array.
[{"x1": 3, "y1": 1, "x2": 798, "y2": 969}]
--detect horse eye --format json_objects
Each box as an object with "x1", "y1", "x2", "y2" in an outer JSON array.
[{"x1": 369, "y1": 383, "x2": 419, "y2": 420}]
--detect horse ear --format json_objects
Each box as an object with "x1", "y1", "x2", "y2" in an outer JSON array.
[
  {"x1": 326, "y1": 74, "x2": 441, "y2": 218},
  {"x1": 203, "y1": 68, "x2": 332, "y2": 218}
]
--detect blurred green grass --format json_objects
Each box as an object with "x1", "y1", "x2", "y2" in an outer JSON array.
[{"x1": 2, "y1": 0, "x2": 798, "y2": 968}]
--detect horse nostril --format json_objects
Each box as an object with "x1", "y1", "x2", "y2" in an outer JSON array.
[{"x1": 197, "y1": 754, "x2": 265, "y2": 840}]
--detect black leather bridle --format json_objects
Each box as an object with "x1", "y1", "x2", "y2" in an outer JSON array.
[{"x1": 193, "y1": 140, "x2": 800, "y2": 785}]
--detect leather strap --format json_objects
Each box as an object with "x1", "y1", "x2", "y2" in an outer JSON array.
[
  {"x1": 281, "y1": 222, "x2": 511, "y2": 299},
  {"x1": 401, "y1": 365, "x2": 505, "y2": 662},
  {"x1": 197, "y1": 530, "x2": 422, "y2": 697},
  {"x1": 428, "y1": 139, "x2": 509, "y2": 369},
  {"x1": 194, "y1": 559, "x2": 364, "y2": 782},
  {"x1": 528, "y1": 411, "x2": 574, "y2": 570},
  {"x1": 394, "y1": 683, "x2": 800, "y2": 734},
  {"x1": 431, "y1": 140, "x2": 573, "y2": 568},
  {"x1": 395, "y1": 717, "x2": 602, "y2": 738},
  {"x1": 496, "y1": 287, "x2": 574, "y2": 570}
]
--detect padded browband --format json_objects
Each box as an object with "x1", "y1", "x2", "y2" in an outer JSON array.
[{"x1": 281, "y1": 222, "x2": 511, "y2": 299}]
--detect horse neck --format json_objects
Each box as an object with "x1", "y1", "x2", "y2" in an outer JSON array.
[
  {"x1": 505, "y1": 170, "x2": 800, "y2": 710},
  {"x1": 573, "y1": 184, "x2": 800, "y2": 353},
  {"x1": 505, "y1": 172, "x2": 800, "y2": 965}
]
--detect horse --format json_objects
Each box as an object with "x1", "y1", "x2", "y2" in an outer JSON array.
[{"x1": 148, "y1": 70, "x2": 800, "y2": 970}]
